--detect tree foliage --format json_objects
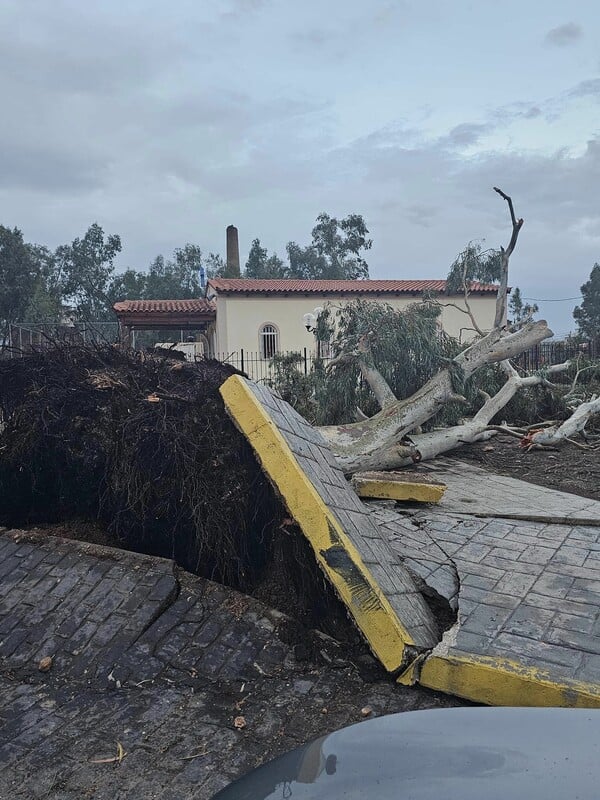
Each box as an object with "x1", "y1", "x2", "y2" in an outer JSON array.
[
  {"x1": 574, "y1": 264, "x2": 600, "y2": 339},
  {"x1": 286, "y1": 213, "x2": 371, "y2": 280},
  {"x1": 0, "y1": 226, "x2": 40, "y2": 339},
  {"x1": 316, "y1": 299, "x2": 458, "y2": 424},
  {"x1": 445, "y1": 242, "x2": 502, "y2": 294},
  {"x1": 54, "y1": 223, "x2": 122, "y2": 320},
  {"x1": 509, "y1": 287, "x2": 538, "y2": 324},
  {"x1": 244, "y1": 239, "x2": 286, "y2": 279}
]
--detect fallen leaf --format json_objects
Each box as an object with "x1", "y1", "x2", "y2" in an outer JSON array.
[
  {"x1": 38, "y1": 656, "x2": 53, "y2": 672},
  {"x1": 182, "y1": 748, "x2": 209, "y2": 760},
  {"x1": 90, "y1": 741, "x2": 127, "y2": 765},
  {"x1": 234, "y1": 716, "x2": 246, "y2": 730}
]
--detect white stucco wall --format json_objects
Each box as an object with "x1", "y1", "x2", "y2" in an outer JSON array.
[{"x1": 212, "y1": 293, "x2": 498, "y2": 360}]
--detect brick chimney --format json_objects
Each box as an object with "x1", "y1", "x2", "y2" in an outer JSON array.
[{"x1": 225, "y1": 224, "x2": 240, "y2": 277}]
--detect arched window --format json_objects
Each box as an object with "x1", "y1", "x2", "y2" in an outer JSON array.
[{"x1": 259, "y1": 323, "x2": 279, "y2": 359}]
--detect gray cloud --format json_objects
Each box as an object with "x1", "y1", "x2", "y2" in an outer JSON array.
[
  {"x1": 544, "y1": 22, "x2": 583, "y2": 47},
  {"x1": 569, "y1": 78, "x2": 600, "y2": 98},
  {"x1": 290, "y1": 28, "x2": 336, "y2": 48},
  {"x1": 221, "y1": 0, "x2": 268, "y2": 15},
  {"x1": 441, "y1": 123, "x2": 490, "y2": 149},
  {"x1": 0, "y1": 143, "x2": 106, "y2": 192}
]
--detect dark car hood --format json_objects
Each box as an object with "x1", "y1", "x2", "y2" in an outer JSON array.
[{"x1": 212, "y1": 707, "x2": 600, "y2": 799}]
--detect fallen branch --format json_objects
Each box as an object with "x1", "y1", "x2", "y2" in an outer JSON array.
[{"x1": 527, "y1": 395, "x2": 600, "y2": 448}]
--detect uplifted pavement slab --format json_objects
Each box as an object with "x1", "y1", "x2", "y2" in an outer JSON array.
[
  {"x1": 220, "y1": 375, "x2": 440, "y2": 673},
  {"x1": 420, "y1": 458, "x2": 600, "y2": 525},
  {"x1": 352, "y1": 470, "x2": 446, "y2": 503},
  {"x1": 0, "y1": 529, "x2": 459, "y2": 799},
  {"x1": 367, "y1": 504, "x2": 600, "y2": 707}
]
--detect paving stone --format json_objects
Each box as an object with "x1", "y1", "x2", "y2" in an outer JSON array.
[
  {"x1": 492, "y1": 633, "x2": 584, "y2": 671},
  {"x1": 502, "y1": 605, "x2": 555, "y2": 639},
  {"x1": 460, "y1": 604, "x2": 514, "y2": 637}
]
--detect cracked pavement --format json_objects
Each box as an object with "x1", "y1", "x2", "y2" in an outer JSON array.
[{"x1": 0, "y1": 528, "x2": 459, "y2": 799}]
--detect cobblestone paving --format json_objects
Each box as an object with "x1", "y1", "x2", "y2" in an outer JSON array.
[
  {"x1": 369, "y1": 504, "x2": 600, "y2": 685},
  {"x1": 369, "y1": 502, "x2": 459, "y2": 612},
  {"x1": 229, "y1": 379, "x2": 440, "y2": 649},
  {"x1": 421, "y1": 458, "x2": 600, "y2": 525},
  {"x1": 0, "y1": 529, "x2": 459, "y2": 799}
]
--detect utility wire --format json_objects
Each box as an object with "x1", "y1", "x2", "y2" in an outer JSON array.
[{"x1": 523, "y1": 296, "x2": 583, "y2": 302}]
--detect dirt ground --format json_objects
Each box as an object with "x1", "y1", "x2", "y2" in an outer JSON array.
[{"x1": 448, "y1": 434, "x2": 600, "y2": 501}]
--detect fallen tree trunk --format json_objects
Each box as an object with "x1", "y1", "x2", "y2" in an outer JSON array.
[
  {"x1": 318, "y1": 320, "x2": 553, "y2": 472},
  {"x1": 527, "y1": 395, "x2": 600, "y2": 448},
  {"x1": 340, "y1": 360, "x2": 572, "y2": 472}
]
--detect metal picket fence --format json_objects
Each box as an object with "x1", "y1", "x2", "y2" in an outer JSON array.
[
  {"x1": 2, "y1": 322, "x2": 119, "y2": 358},
  {"x1": 514, "y1": 338, "x2": 599, "y2": 371},
  {"x1": 214, "y1": 349, "x2": 331, "y2": 382}
]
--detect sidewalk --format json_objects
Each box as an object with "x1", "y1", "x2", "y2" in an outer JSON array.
[{"x1": 0, "y1": 529, "x2": 457, "y2": 799}]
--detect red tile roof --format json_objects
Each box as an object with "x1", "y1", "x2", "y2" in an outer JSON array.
[
  {"x1": 207, "y1": 279, "x2": 499, "y2": 295},
  {"x1": 113, "y1": 299, "x2": 215, "y2": 314}
]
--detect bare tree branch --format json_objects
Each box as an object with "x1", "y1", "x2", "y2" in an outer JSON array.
[
  {"x1": 493, "y1": 187, "x2": 524, "y2": 328},
  {"x1": 565, "y1": 363, "x2": 596, "y2": 398}
]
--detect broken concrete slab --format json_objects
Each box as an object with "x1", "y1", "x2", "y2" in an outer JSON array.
[
  {"x1": 352, "y1": 470, "x2": 446, "y2": 503},
  {"x1": 421, "y1": 458, "x2": 600, "y2": 525},
  {"x1": 368, "y1": 501, "x2": 459, "y2": 612},
  {"x1": 376, "y1": 505, "x2": 600, "y2": 707},
  {"x1": 220, "y1": 375, "x2": 441, "y2": 673}
]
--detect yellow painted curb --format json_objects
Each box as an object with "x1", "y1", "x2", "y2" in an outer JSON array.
[
  {"x1": 220, "y1": 375, "x2": 415, "y2": 673},
  {"x1": 419, "y1": 653, "x2": 600, "y2": 708},
  {"x1": 353, "y1": 476, "x2": 446, "y2": 504}
]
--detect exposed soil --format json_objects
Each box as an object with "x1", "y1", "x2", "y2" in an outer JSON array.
[
  {"x1": 448, "y1": 434, "x2": 600, "y2": 501},
  {"x1": 0, "y1": 344, "x2": 284, "y2": 589}
]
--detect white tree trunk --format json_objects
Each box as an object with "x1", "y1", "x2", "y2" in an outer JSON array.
[
  {"x1": 347, "y1": 360, "x2": 568, "y2": 471},
  {"x1": 528, "y1": 396, "x2": 600, "y2": 447},
  {"x1": 318, "y1": 320, "x2": 553, "y2": 472}
]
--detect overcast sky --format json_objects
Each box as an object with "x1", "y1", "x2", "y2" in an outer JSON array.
[{"x1": 1, "y1": 0, "x2": 599, "y2": 335}]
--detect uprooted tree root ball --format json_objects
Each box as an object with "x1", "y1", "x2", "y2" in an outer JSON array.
[
  {"x1": 0, "y1": 344, "x2": 284, "y2": 589},
  {"x1": 0, "y1": 344, "x2": 397, "y2": 658}
]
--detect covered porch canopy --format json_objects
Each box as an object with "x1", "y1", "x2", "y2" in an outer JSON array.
[{"x1": 113, "y1": 299, "x2": 216, "y2": 347}]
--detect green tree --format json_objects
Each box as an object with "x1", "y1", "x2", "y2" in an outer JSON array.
[
  {"x1": 316, "y1": 299, "x2": 458, "y2": 424},
  {"x1": 574, "y1": 264, "x2": 600, "y2": 338},
  {"x1": 509, "y1": 287, "x2": 538, "y2": 324},
  {"x1": 286, "y1": 213, "x2": 372, "y2": 279},
  {"x1": 144, "y1": 249, "x2": 202, "y2": 299},
  {"x1": 445, "y1": 242, "x2": 502, "y2": 294},
  {"x1": 55, "y1": 223, "x2": 121, "y2": 320},
  {"x1": 0, "y1": 226, "x2": 39, "y2": 342},
  {"x1": 244, "y1": 238, "x2": 287, "y2": 278},
  {"x1": 205, "y1": 252, "x2": 227, "y2": 279},
  {"x1": 18, "y1": 244, "x2": 63, "y2": 323},
  {"x1": 108, "y1": 244, "x2": 227, "y2": 303},
  {"x1": 106, "y1": 269, "x2": 148, "y2": 304}
]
